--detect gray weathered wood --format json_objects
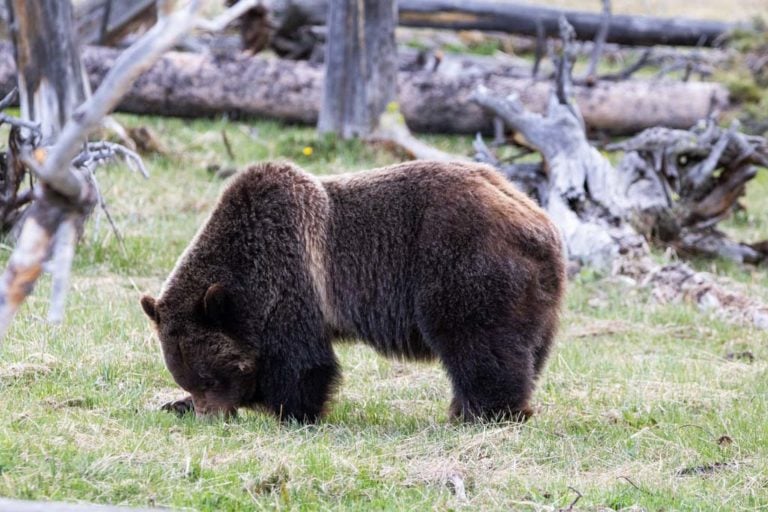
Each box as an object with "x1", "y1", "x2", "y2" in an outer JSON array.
[
  {"x1": 471, "y1": 19, "x2": 768, "y2": 331},
  {"x1": 0, "y1": 0, "x2": 209, "y2": 338},
  {"x1": 0, "y1": 42, "x2": 726, "y2": 136},
  {"x1": 272, "y1": 0, "x2": 736, "y2": 48},
  {"x1": 317, "y1": 0, "x2": 397, "y2": 138},
  {"x1": 6, "y1": 0, "x2": 88, "y2": 143}
]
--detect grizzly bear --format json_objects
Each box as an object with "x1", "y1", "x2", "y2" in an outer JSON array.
[{"x1": 141, "y1": 161, "x2": 565, "y2": 422}]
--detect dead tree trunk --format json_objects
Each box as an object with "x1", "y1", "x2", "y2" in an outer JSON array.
[
  {"x1": 1, "y1": 0, "x2": 97, "y2": 326},
  {"x1": 6, "y1": 0, "x2": 87, "y2": 142},
  {"x1": 317, "y1": 0, "x2": 397, "y2": 138}
]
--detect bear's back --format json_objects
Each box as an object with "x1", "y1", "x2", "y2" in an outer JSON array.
[{"x1": 320, "y1": 161, "x2": 564, "y2": 356}]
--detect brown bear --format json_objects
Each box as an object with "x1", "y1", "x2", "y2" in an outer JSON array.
[{"x1": 141, "y1": 160, "x2": 565, "y2": 422}]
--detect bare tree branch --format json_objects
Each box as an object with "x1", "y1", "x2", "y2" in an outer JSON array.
[
  {"x1": 585, "y1": 0, "x2": 611, "y2": 81},
  {"x1": 37, "y1": 0, "x2": 204, "y2": 201},
  {"x1": 0, "y1": 0, "x2": 262, "y2": 339}
]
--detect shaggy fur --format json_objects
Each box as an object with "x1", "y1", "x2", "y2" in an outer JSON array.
[{"x1": 141, "y1": 161, "x2": 565, "y2": 422}]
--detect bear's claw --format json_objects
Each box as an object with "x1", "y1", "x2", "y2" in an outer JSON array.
[{"x1": 161, "y1": 396, "x2": 195, "y2": 416}]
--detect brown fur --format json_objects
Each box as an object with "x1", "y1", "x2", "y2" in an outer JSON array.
[{"x1": 141, "y1": 161, "x2": 566, "y2": 422}]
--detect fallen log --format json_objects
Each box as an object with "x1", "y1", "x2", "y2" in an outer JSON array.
[
  {"x1": 0, "y1": 42, "x2": 728, "y2": 135},
  {"x1": 270, "y1": 0, "x2": 737, "y2": 47}
]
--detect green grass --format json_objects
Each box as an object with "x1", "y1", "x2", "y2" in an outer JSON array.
[{"x1": 1, "y1": 114, "x2": 767, "y2": 511}]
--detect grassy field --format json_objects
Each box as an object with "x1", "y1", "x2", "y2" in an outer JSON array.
[{"x1": 0, "y1": 114, "x2": 767, "y2": 511}]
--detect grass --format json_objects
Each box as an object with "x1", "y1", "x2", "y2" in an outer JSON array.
[{"x1": 0, "y1": 113, "x2": 767, "y2": 511}]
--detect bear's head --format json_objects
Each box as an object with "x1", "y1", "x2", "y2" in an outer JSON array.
[{"x1": 141, "y1": 284, "x2": 261, "y2": 418}]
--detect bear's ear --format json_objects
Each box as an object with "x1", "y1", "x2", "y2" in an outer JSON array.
[
  {"x1": 140, "y1": 295, "x2": 159, "y2": 322},
  {"x1": 203, "y1": 283, "x2": 230, "y2": 325}
]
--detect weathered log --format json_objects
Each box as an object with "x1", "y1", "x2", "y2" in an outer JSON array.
[
  {"x1": 0, "y1": 43, "x2": 727, "y2": 136},
  {"x1": 270, "y1": 0, "x2": 736, "y2": 47},
  {"x1": 317, "y1": 0, "x2": 397, "y2": 138},
  {"x1": 472, "y1": 18, "x2": 645, "y2": 268}
]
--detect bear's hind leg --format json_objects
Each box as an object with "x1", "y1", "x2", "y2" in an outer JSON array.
[{"x1": 438, "y1": 333, "x2": 536, "y2": 422}]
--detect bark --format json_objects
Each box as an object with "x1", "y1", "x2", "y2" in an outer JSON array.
[
  {"x1": 0, "y1": 43, "x2": 727, "y2": 136},
  {"x1": 317, "y1": 0, "x2": 397, "y2": 138},
  {"x1": 1, "y1": 0, "x2": 93, "y2": 330},
  {"x1": 271, "y1": 0, "x2": 736, "y2": 47},
  {"x1": 6, "y1": 0, "x2": 88, "y2": 143}
]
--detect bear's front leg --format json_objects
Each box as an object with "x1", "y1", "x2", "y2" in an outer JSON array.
[{"x1": 261, "y1": 360, "x2": 341, "y2": 423}]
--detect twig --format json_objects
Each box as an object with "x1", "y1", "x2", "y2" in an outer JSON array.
[
  {"x1": 585, "y1": 0, "x2": 611, "y2": 81},
  {"x1": 0, "y1": 88, "x2": 18, "y2": 110},
  {"x1": 473, "y1": 133, "x2": 500, "y2": 166},
  {"x1": 617, "y1": 475, "x2": 651, "y2": 494},
  {"x1": 85, "y1": 169, "x2": 126, "y2": 253},
  {"x1": 221, "y1": 129, "x2": 236, "y2": 161},
  {"x1": 99, "y1": 0, "x2": 114, "y2": 45},
  {"x1": 598, "y1": 48, "x2": 652, "y2": 81},
  {"x1": 562, "y1": 486, "x2": 582, "y2": 511},
  {"x1": 73, "y1": 141, "x2": 150, "y2": 179},
  {"x1": 684, "y1": 121, "x2": 737, "y2": 192},
  {"x1": 532, "y1": 19, "x2": 546, "y2": 79},
  {"x1": 0, "y1": 111, "x2": 43, "y2": 137},
  {"x1": 554, "y1": 17, "x2": 584, "y2": 130}
]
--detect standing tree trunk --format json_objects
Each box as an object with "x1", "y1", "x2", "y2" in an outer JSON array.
[
  {"x1": 6, "y1": 0, "x2": 88, "y2": 143},
  {"x1": 317, "y1": 0, "x2": 397, "y2": 138},
  {"x1": 2, "y1": 0, "x2": 92, "y2": 326}
]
